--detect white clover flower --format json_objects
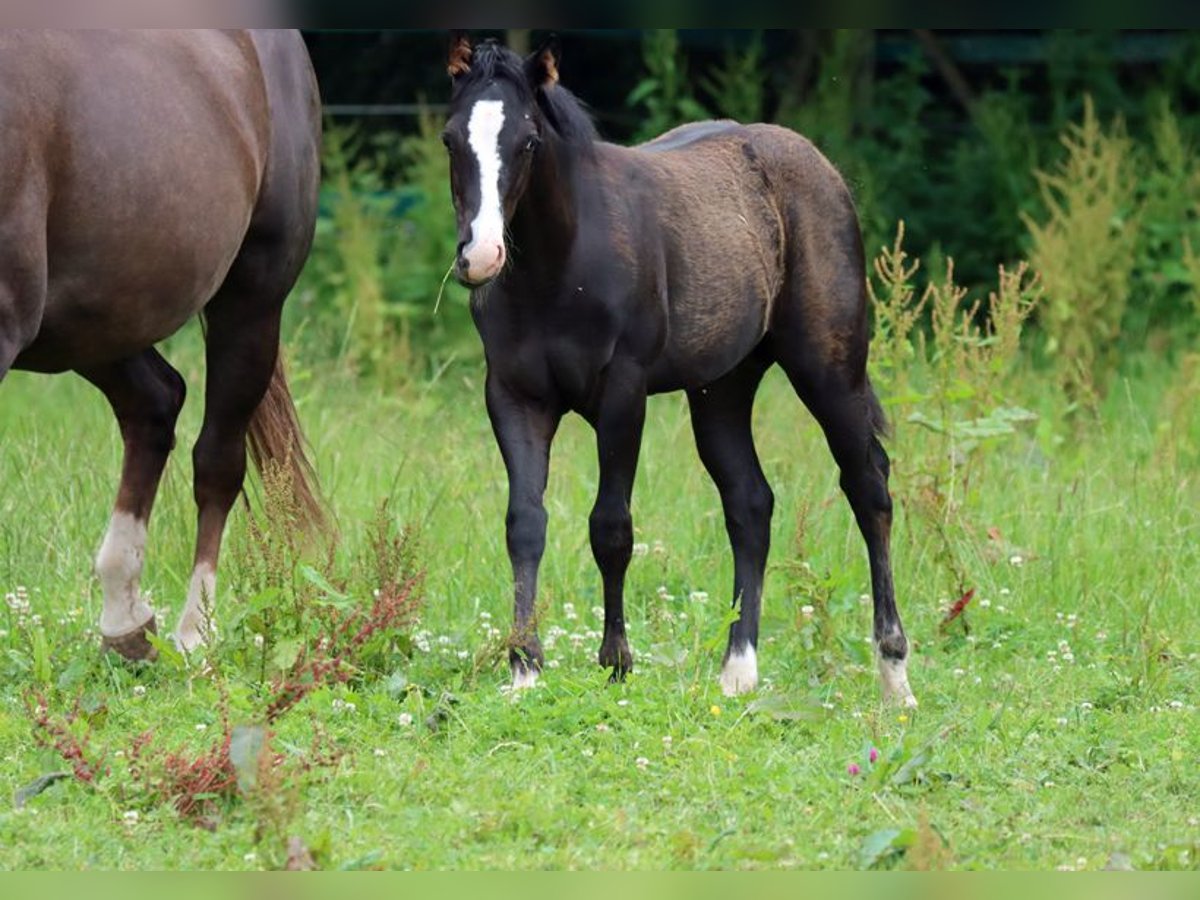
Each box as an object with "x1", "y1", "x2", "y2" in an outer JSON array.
[
  {"x1": 632, "y1": 542, "x2": 649, "y2": 557},
  {"x1": 688, "y1": 591, "x2": 709, "y2": 604},
  {"x1": 397, "y1": 712, "x2": 414, "y2": 727},
  {"x1": 635, "y1": 756, "x2": 650, "y2": 770},
  {"x1": 132, "y1": 685, "x2": 146, "y2": 698},
  {"x1": 253, "y1": 633, "x2": 264, "y2": 649},
  {"x1": 373, "y1": 748, "x2": 386, "y2": 758},
  {"x1": 800, "y1": 605, "x2": 814, "y2": 618},
  {"x1": 123, "y1": 810, "x2": 139, "y2": 825}
]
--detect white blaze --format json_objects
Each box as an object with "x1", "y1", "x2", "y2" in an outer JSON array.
[
  {"x1": 463, "y1": 98, "x2": 507, "y2": 282},
  {"x1": 720, "y1": 644, "x2": 758, "y2": 696},
  {"x1": 96, "y1": 511, "x2": 154, "y2": 637}
]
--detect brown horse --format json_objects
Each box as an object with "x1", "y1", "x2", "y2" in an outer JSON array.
[
  {"x1": 0, "y1": 30, "x2": 324, "y2": 660},
  {"x1": 442, "y1": 34, "x2": 916, "y2": 705}
]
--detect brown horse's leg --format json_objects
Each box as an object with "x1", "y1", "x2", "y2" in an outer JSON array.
[
  {"x1": 175, "y1": 300, "x2": 282, "y2": 652},
  {"x1": 485, "y1": 375, "x2": 562, "y2": 688},
  {"x1": 686, "y1": 353, "x2": 773, "y2": 696},
  {"x1": 78, "y1": 350, "x2": 186, "y2": 660},
  {"x1": 588, "y1": 359, "x2": 647, "y2": 683}
]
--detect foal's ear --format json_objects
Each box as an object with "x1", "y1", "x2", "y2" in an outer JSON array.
[
  {"x1": 448, "y1": 30, "x2": 473, "y2": 78},
  {"x1": 524, "y1": 34, "x2": 561, "y2": 89}
]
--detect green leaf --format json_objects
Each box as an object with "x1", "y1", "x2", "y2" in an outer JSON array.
[
  {"x1": 745, "y1": 694, "x2": 828, "y2": 722},
  {"x1": 272, "y1": 638, "x2": 303, "y2": 673},
  {"x1": 229, "y1": 724, "x2": 267, "y2": 793},
  {"x1": 144, "y1": 631, "x2": 186, "y2": 670},
  {"x1": 626, "y1": 79, "x2": 660, "y2": 106},
  {"x1": 299, "y1": 565, "x2": 354, "y2": 609},
  {"x1": 857, "y1": 827, "x2": 916, "y2": 869}
]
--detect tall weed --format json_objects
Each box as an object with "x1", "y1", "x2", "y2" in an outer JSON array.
[
  {"x1": 1023, "y1": 96, "x2": 1138, "y2": 409},
  {"x1": 869, "y1": 223, "x2": 1041, "y2": 596}
]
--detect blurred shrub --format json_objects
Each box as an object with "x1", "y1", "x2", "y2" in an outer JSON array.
[
  {"x1": 289, "y1": 113, "x2": 474, "y2": 382},
  {"x1": 1023, "y1": 96, "x2": 1138, "y2": 409}
]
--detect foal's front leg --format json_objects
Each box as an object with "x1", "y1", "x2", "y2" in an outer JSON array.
[
  {"x1": 486, "y1": 377, "x2": 561, "y2": 688},
  {"x1": 589, "y1": 360, "x2": 647, "y2": 682}
]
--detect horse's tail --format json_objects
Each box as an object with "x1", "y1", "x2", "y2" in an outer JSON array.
[
  {"x1": 865, "y1": 376, "x2": 892, "y2": 441},
  {"x1": 247, "y1": 355, "x2": 330, "y2": 537}
]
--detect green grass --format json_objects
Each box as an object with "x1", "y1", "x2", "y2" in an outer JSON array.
[{"x1": 1, "y1": 328, "x2": 1197, "y2": 870}]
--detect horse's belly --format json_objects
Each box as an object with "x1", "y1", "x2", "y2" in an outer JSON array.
[{"x1": 651, "y1": 230, "x2": 781, "y2": 392}]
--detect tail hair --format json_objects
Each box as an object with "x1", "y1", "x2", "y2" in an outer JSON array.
[
  {"x1": 865, "y1": 377, "x2": 892, "y2": 441},
  {"x1": 246, "y1": 354, "x2": 330, "y2": 537}
]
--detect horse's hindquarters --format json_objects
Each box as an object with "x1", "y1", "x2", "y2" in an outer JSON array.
[{"x1": 7, "y1": 31, "x2": 271, "y2": 372}]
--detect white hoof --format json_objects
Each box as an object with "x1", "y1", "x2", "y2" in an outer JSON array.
[
  {"x1": 511, "y1": 666, "x2": 540, "y2": 690},
  {"x1": 878, "y1": 653, "x2": 918, "y2": 707},
  {"x1": 719, "y1": 645, "x2": 758, "y2": 697}
]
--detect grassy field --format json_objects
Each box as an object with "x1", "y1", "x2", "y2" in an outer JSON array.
[{"x1": 1, "y1": 325, "x2": 1198, "y2": 870}]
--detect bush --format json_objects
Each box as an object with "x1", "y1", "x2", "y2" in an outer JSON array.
[{"x1": 1022, "y1": 96, "x2": 1138, "y2": 409}]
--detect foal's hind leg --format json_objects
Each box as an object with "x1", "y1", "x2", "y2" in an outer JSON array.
[
  {"x1": 687, "y1": 353, "x2": 774, "y2": 696},
  {"x1": 776, "y1": 351, "x2": 915, "y2": 706},
  {"x1": 78, "y1": 350, "x2": 186, "y2": 660}
]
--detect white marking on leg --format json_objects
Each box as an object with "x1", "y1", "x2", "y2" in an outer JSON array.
[
  {"x1": 96, "y1": 512, "x2": 155, "y2": 637},
  {"x1": 174, "y1": 563, "x2": 216, "y2": 653},
  {"x1": 463, "y1": 98, "x2": 507, "y2": 283},
  {"x1": 511, "y1": 665, "x2": 540, "y2": 690},
  {"x1": 877, "y1": 645, "x2": 918, "y2": 707},
  {"x1": 720, "y1": 644, "x2": 758, "y2": 696}
]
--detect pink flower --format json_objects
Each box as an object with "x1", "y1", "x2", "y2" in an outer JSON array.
[
  {"x1": 848, "y1": 763, "x2": 861, "y2": 776},
  {"x1": 869, "y1": 747, "x2": 879, "y2": 764}
]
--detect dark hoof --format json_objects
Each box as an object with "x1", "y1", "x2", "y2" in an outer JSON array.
[
  {"x1": 598, "y1": 637, "x2": 633, "y2": 682},
  {"x1": 101, "y1": 615, "x2": 159, "y2": 662}
]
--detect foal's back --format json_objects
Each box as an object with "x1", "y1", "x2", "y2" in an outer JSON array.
[{"x1": 599, "y1": 120, "x2": 861, "y2": 389}]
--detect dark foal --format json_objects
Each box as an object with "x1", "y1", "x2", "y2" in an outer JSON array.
[
  {"x1": 0, "y1": 31, "x2": 324, "y2": 660},
  {"x1": 443, "y1": 34, "x2": 915, "y2": 705}
]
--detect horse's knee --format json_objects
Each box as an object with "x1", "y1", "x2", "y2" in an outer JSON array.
[
  {"x1": 506, "y1": 502, "x2": 547, "y2": 564},
  {"x1": 192, "y1": 429, "x2": 248, "y2": 508},
  {"x1": 129, "y1": 369, "x2": 186, "y2": 455},
  {"x1": 589, "y1": 500, "x2": 632, "y2": 570},
  {"x1": 724, "y1": 478, "x2": 774, "y2": 546}
]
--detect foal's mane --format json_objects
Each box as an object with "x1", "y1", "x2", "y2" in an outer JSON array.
[{"x1": 456, "y1": 40, "x2": 598, "y2": 150}]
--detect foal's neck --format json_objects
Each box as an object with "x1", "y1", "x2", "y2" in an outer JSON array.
[{"x1": 507, "y1": 131, "x2": 590, "y2": 288}]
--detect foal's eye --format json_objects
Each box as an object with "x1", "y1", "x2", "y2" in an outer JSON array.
[{"x1": 523, "y1": 135, "x2": 540, "y2": 153}]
